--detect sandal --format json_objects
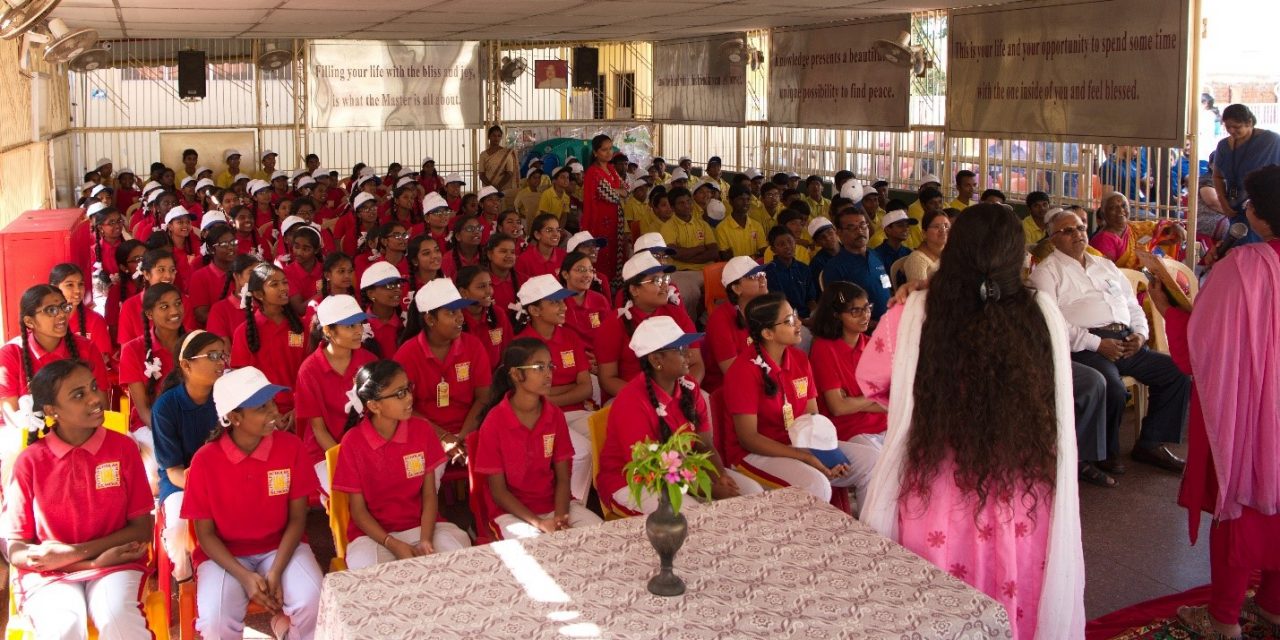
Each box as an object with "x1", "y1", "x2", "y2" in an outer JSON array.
[
  {"x1": 1176, "y1": 605, "x2": 1242, "y2": 640},
  {"x1": 1078, "y1": 463, "x2": 1118, "y2": 488},
  {"x1": 1242, "y1": 596, "x2": 1280, "y2": 636}
]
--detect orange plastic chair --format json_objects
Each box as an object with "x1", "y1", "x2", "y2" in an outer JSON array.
[
  {"x1": 702, "y1": 261, "x2": 728, "y2": 313},
  {"x1": 586, "y1": 406, "x2": 631, "y2": 521},
  {"x1": 325, "y1": 445, "x2": 349, "y2": 572}
]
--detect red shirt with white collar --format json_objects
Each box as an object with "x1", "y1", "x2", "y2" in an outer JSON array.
[
  {"x1": 473, "y1": 396, "x2": 573, "y2": 515},
  {"x1": 118, "y1": 332, "x2": 177, "y2": 428},
  {"x1": 514, "y1": 246, "x2": 566, "y2": 283},
  {"x1": 516, "y1": 325, "x2": 590, "y2": 412},
  {"x1": 332, "y1": 417, "x2": 447, "y2": 542}
]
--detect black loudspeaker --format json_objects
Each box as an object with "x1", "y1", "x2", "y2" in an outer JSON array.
[
  {"x1": 571, "y1": 47, "x2": 598, "y2": 88},
  {"x1": 177, "y1": 50, "x2": 207, "y2": 99}
]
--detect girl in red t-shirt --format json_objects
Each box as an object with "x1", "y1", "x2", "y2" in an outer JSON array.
[
  {"x1": 456, "y1": 266, "x2": 514, "y2": 368},
  {"x1": 406, "y1": 234, "x2": 445, "y2": 296},
  {"x1": 485, "y1": 233, "x2": 520, "y2": 322},
  {"x1": 442, "y1": 214, "x2": 483, "y2": 279},
  {"x1": 207, "y1": 254, "x2": 261, "y2": 349},
  {"x1": 49, "y1": 264, "x2": 114, "y2": 370},
  {"x1": 231, "y1": 264, "x2": 310, "y2": 428}
]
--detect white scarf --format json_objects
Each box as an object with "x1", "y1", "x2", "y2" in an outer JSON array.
[{"x1": 859, "y1": 291, "x2": 1084, "y2": 640}]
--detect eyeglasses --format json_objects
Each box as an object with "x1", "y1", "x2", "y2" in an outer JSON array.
[
  {"x1": 213, "y1": 241, "x2": 237, "y2": 249},
  {"x1": 773, "y1": 313, "x2": 800, "y2": 327},
  {"x1": 1054, "y1": 225, "x2": 1088, "y2": 237},
  {"x1": 379, "y1": 282, "x2": 404, "y2": 290},
  {"x1": 188, "y1": 350, "x2": 230, "y2": 363},
  {"x1": 742, "y1": 272, "x2": 768, "y2": 282},
  {"x1": 387, "y1": 232, "x2": 411, "y2": 241},
  {"x1": 39, "y1": 303, "x2": 75, "y2": 317},
  {"x1": 513, "y1": 362, "x2": 556, "y2": 373},
  {"x1": 928, "y1": 224, "x2": 951, "y2": 232},
  {"x1": 570, "y1": 265, "x2": 596, "y2": 275},
  {"x1": 375, "y1": 384, "x2": 414, "y2": 401},
  {"x1": 460, "y1": 225, "x2": 483, "y2": 233},
  {"x1": 100, "y1": 218, "x2": 124, "y2": 227},
  {"x1": 842, "y1": 305, "x2": 873, "y2": 317},
  {"x1": 641, "y1": 275, "x2": 671, "y2": 287}
]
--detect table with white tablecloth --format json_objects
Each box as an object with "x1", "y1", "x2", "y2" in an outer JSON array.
[{"x1": 316, "y1": 487, "x2": 1012, "y2": 639}]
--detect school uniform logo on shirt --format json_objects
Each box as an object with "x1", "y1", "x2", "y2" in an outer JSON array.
[
  {"x1": 695, "y1": 231, "x2": 705, "y2": 241},
  {"x1": 542, "y1": 434, "x2": 555, "y2": 458},
  {"x1": 560, "y1": 350, "x2": 576, "y2": 369},
  {"x1": 589, "y1": 312, "x2": 601, "y2": 328},
  {"x1": 288, "y1": 332, "x2": 304, "y2": 348},
  {"x1": 267, "y1": 469, "x2": 291, "y2": 496},
  {"x1": 403, "y1": 452, "x2": 426, "y2": 478},
  {"x1": 94, "y1": 462, "x2": 121, "y2": 489},
  {"x1": 455, "y1": 362, "x2": 471, "y2": 382},
  {"x1": 489, "y1": 328, "x2": 504, "y2": 346},
  {"x1": 792, "y1": 376, "x2": 809, "y2": 398}
]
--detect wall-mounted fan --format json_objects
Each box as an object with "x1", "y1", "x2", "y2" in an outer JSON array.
[
  {"x1": 42, "y1": 18, "x2": 95, "y2": 63},
  {"x1": 0, "y1": 0, "x2": 61, "y2": 39},
  {"x1": 717, "y1": 37, "x2": 760, "y2": 67},
  {"x1": 68, "y1": 46, "x2": 108, "y2": 72},
  {"x1": 499, "y1": 55, "x2": 527, "y2": 85},
  {"x1": 258, "y1": 41, "x2": 293, "y2": 71},
  {"x1": 873, "y1": 31, "x2": 935, "y2": 78}
]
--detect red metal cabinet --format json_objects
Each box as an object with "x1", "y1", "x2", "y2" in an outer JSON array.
[{"x1": 0, "y1": 208, "x2": 85, "y2": 342}]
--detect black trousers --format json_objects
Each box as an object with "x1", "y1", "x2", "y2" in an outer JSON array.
[
  {"x1": 1072, "y1": 346, "x2": 1191, "y2": 457},
  {"x1": 1072, "y1": 362, "x2": 1107, "y2": 462}
]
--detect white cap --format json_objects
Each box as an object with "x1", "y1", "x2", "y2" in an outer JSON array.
[
  {"x1": 312, "y1": 167, "x2": 329, "y2": 180},
  {"x1": 223, "y1": 148, "x2": 242, "y2": 162},
  {"x1": 627, "y1": 176, "x2": 649, "y2": 191},
  {"x1": 295, "y1": 176, "x2": 316, "y2": 190},
  {"x1": 196, "y1": 178, "x2": 216, "y2": 192},
  {"x1": 180, "y1": 176, "x2": 197, "y2": 188},
  {"x1": 629, "y1": 316, "x2": 703, "y2": 358},
  {"x1": 85, "y1": 201, "x2": 109, "y2": 218},
  {"x1": 270, "y1": 170, "x2": 288, "y2": 182},
  {"x1": 744, "y1": 168, "x2": 762, "y2": 180},
  {"x1": 633, "y1": 232, "x2": 675, "y2": 255},
  {"x1": 444, "y1": 173, "x2": 465, "y2": 185},
  {"x1": 396, "y1": 176, "x2": 415, "y2": 189},
  {"x1": 200, "y1": 210, "x2": 229, "y2": 230},
  {"x1": 839, "y1": 181, "x2": 863, "y2": 201},
  {"x1": 94, "y1": 157, "x2": 112, "y2": 169},
  {"x1": 359, "y1": 166, "x2": 376, "y2": 177},
  {"x1": 622, "y1": 251, "x2": 675, "y2": 282},
  {"x1": 354, "y1": 174, "x2": 376, "y2": 189},
  {"x1": 164, "y1": 205, "x2": 194, "y2": 225},
  {"x1": 213, "y1": 366, "x2": 287, "y2": 419},
  {"x1": 421, "y1": 156, "x2": 435, "y2": 165},
  {"x1": 721, "y1": 255, "x2": 765, "y2": 287},
  {"x1": 315, "y1": 294, "x2": 368, "y2": 327},
  {"x1": 353, "y1": 192, "x2": 377, "y2": 210},
  {"x1": 881, "y1": 208, "x2": 917, "y2": 227},
  {"x1": 413, "y1": 278, "x2": 474, "y2": 313},
  {"x1": 570, "y1": 163, "x2": 584, "y2": 175},
  {"x1": 280, "y1": 215, "x2": 307, "y2": 236},
  {"x1": 516, "y1": 274, "x2": 575, "y2": 307},
  {"x1": 565, "y1": 231, "x2": 606, "y2": 254},
  {"x1": 147, "y1": 188, "x2": 169, "y2": 204},
  {"x1": 678, "y1": 155, "x2": 691, "y2": 163},
  {"x1": 807, "y1": 217, "x2": 834, "y2": 239},
  {"x1": 117, "y1": 167, "x2": 136, "y2": 177},
  {"x1": 919, "y1": 173, "x2": 941, "y2": 186},
  {"x1": 359, "y1": 262, "x2": 404, "y2": 290},
  {"x1": 788, "y1": 414, "x2": 839, "y2": 450},
  {"x1": 247, "y1": 179, "x2": 271, "y2": 195},
  {"x1": 705, "y1": 199, "x2": 726, "y2": 221},
  {"x1": 669, "y1": 168, "x2": 689, "y2": 182},
  {"x1": 141, "y1": 180, "x2": 162, "y2": 196},
  {"x1": 788, "y1": 171, "x2": 800, "y2": 179},
  {"x1": 194, "y1": 166, "x2": 211, "y2": 176},
  {"x1": 79, "y1": 181, "x2": 95, "y2": 193},
  {"x1": 422, "y1": 192, "x2": 450, "y2": 212},
  {"x1": 90, "y1": 184, "x2": 108, "y2": 197},
  {"x1": 233, "y1": 173, "x2": 251, "y2": 183},
  {"x1": 477, "y1": 185, "x2": 503, "y2": 200},
  {"x1": 292, "y1": 168, "x2": 311, "y2": 179},
  {"x1": 261, "y1": 149, "x2": 278, "y2": 160}
]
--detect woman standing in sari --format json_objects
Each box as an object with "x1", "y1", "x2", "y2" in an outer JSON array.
[
  {"x1": 857, "y1": 204, "x2": 1084, "y2": 639},
  {"x1": 581, "y1": 135, "x2": 628, "y2": 287},
  {"x1": 1164, "y1": 165, "x2": 1280, "y2": 639}
]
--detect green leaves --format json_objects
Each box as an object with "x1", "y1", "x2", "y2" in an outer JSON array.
[{"x1": 622, "y1": 429, "x2": 718, "y2": 515}]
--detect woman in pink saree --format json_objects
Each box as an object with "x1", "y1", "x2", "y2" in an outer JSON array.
[
  {"x1": 857, "y1": 204, "x2": 1085, "y2": 639},
  {"x1": 1159, "y1": 165, "x2": 1280, "y2": 639},
  {"x1": 1089, "y1": 192, "x2": 1187, "y2": 267}
]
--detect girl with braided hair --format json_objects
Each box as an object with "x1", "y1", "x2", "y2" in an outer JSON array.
[
  {"x1": 484, "y1": 232, "x2": 520, "y2": 322},
  {"x1": 207, "y1": 254, "x2": 262, "y2": 349},
  {"x1": 230, "y1": 205, "x2": 268, "y2": 260},
  {"x1": 117, "y1": 249, "x2": 187, "y2": 347},
  {"x1": 559, "y1": 251, "x2": 611, "y2": 348},
  {"x1": 422, "y1": 192, "x2": 454, "y2": 250},
  {"x1": 334, "y1": 192, "x2": 380, "y2": 257},
  {"x1": 131, "y1": 189, "x2": 176, "y2": 243},
  {"x1": 441, "y1": 214, "x2": 484, "y2": 279},
  {"x1": 599, "y1": 316, "x2": 762, "y2": 514},
  {"x1": 702, "y1": 255, "x2": 770, "y2": 394},
  {"x1": 188, "y1": 222, "x2": 238, "y2": 327},
  {"x1": 332, "y1": 360, "x2": 470, "y2": 569},
  {"x1": 104, "y1": 240, "x2": 145, "y2": 336},
  {"x1": 387, "y1": 185, "x2": 425, "y2": 235},
  {"x1": 163, "y1": 206, "x2": 199, "y2": 289},
  {"x1": 356, "y1": 262, "x2": 404, "y2": 358},
  {"x1": 495, "y1": 209, "x2": 527, "y2": 252},
  {"x1": 513, "y1": 214, "x2": 565, "y2": 283},
  {"x1": 86, "y1": 204, "x2": 127, "y2": 310},
  {"x1": 49, "y1": 264, "x2": 113, "y2": 369},
  {"x1": 230, "y1": 262, "x2": 309, "y2": 429},
  {"x1": 455, "y1": 266, "x2": 513, "y2": 367},
  {"x1": 119, "y1": 283, "x2": 186, "y2": 493},
  {"x1": 300, "y1": 252, "x2": 355, "y2": 336},
  {"x1": 284, "y1": 224, "x2": 326, "y2": 318}
]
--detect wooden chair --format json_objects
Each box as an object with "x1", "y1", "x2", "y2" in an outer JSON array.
[
  {"x1": 324, "y1": 445, "x2": 349, "y2": 572},
  {"x1": 586, "y1": 406, "x2": 630, "y2": 521},
  {"x1": 701, "y1": 261, "x2": 728, "y2": 313}
]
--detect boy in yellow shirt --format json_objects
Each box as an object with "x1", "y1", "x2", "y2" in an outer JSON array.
[
  {"x1": 514, "y1": 168, "x2": 545, "y2": 224},
  {"x1": 715, "y1": 185, "x2": 768, "y2": 260},
  {"x1": 538, "y1": 166, "x2": 573, "y2": 222}
]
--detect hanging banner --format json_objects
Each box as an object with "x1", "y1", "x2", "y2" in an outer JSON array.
[
  {"x1": 768, "y1": 16, "x2": 912, "y2": 131},
  {"x1": 653, "y1": 35, "x2": 747, "y2": 125},
  {"x1": 947, "y1": 0, "x2": 1189, "y2": 145},
  {"x1": 308, "y1": 40, "x2": 482, "y2": 130}
]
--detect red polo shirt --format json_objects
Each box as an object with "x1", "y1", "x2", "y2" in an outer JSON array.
[
  {"x1": 809, "y1": 335, "x2": 887, "y2": 441},
  {"x1": 392, "y1": 332, "x2": 492, "y2": 434},
  {"x1": 118, "y1": 332, "x2": 177, "y2": 428},
  {"x1": 68, "y1": 307, "x2": 114, "y2": 366},
  {"x1": 366, "y1": 313, "x2": 403, "y2": 360},
  {"x1": 283, "y1": 259, "x2": 324, "y2": 305},
  {"x1": 207, "y1": 295, "x2": 248, "y2": 347},
  {"x1": 187, "y1": 262, "x2": 230, "y2": 325},
  {"x1": 0, "y1": 335, "x2": 108, "y2": 424},
  {"x1": 595, "y1": 302, "x2": 697, "y2": 389},
  {"x1": 490, "y1": 272, "x2": 518, "y2": 322},
  {"x1": 182, "y1": 431, "x2": 316, "y2": 565},
  {"x1": 517, "y1": 325, "x2": 589, "y2": 412},
  {"x1": 1, "y1": 428, "x2": 153, "y2": 589},
  {"x1": 231, "y1": 310, "x2": 309, "y2": 415},
  {"x1": 722, "y1": 345, "x2": 816, "y2": 465},
  {"x1": 514, "y1": 246, "x2": 566, "y2": 283},
  {"x1": 473, "y1": 396, "x2": 573, "y2": 515},
  {"x1": 598, "y1": 374, "x2": 709, "y2": 502},
  {"x1": 295, "y1": 347, "x2": 377, "y2": 464},
  {"x1": 332, "y1": 417, "x2": 447, "y2": 542},
  {"x1": 702, "y1": 302, "x2": 750, "y2": 394},
  {"x1": 562, "y1": 290, "x2": 611, "y2": 348},
  {"x1": 461, "y1": 307, "x2": 513, "y2": 368},
  {"x1": 117, "y1": 291, "x2": 197, "y2": 347},
  {"x1": 441, "y1": 249, "x2": 482, "y2": 280}
]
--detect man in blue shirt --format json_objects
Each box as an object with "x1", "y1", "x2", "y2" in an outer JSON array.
[
  {"x1": 820, "y1": 208, "x2": 892, "y2": 319},
  {"x1": 764, "y1": 225, "x2": 817, "y2": 319}
]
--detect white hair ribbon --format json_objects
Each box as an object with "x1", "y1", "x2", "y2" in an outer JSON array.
[
  {"x1": 617, "y1": 300, "x2": 634, "y2": 320},
  {"x1": 508, "y1": 302, "x2": 527, "y2": 321},
  {"x1": 199, "y1": 244, "x2": 209, "y2": 256},
  {"x1": 361, "y1": 323, "x2": 375, "y2": 342},
  {"x1": 678, "y1": 377, "x2": 696, "y2": 391},
  {"x1": 17, "y1": 395, "x2": 45, "y2": 433},
  {"x1": 668, "y1": 289, "x2": 682, "y2": 306},
  {"x1": 751, "y1": 355, "x2": 771, "y2": 375},
  {"x1": 109, "y1": 273, "x2": 120, "y2": 285},
  {"x1": 368, "y1": 248, "x2": 382, "y2": 261},
  {"x1": 343, "y1": 385, "x2": 363, "y2": 415},
  {"x1": 143, "y1": 355, "x2": 164, "y2": 380},
  {"x1": 132, "y1": 260, "x2": 145, "y2": 279},
  {"x1": 357, "y1": 231, "x2": 368, "y2": 249},
  {"x1": 655, "y1": 404, "x2": 668, "y2": 418}
]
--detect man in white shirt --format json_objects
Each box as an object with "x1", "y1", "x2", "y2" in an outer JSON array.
[{"x1": 1030, "y1": 210, "x2": 1190, "y2": 475}]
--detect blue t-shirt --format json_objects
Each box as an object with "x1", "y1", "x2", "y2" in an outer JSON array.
[
  {"x1": 765, "y1": 257, "x2": 817, "y2": 319},
  {"x1": 872, "y1": 243, "x2": 912, "y2": 283},
  {"x1": 809, "y1": 247, "x2": 843, "y2": 291},
  {"x1": 1214, "y1": 128, "x2": 1280, "y2": 214},
  {"x1": 152, "y1": 383, "x2": 220, "y2": 502},
  {"x1": 820, "y1": 250, "x2": 891, "y2": 319}
]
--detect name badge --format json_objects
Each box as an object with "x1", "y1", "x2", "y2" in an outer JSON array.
[
  {"x1": 782, "y1": 402, "x2": 795, "y2": 429},
  {"x1": 95, "y1": 462, "x2": 121, "y2": 489},
  {"x1": 542, "y1": 433, "x2": 555, "y2": 458},
  {"x1": 879, "y1": 273, "x2": 892, "y2": 290},
  {"x1": 589, "y1": 312, "x2": 601, "y2": 328},
  {"x1": 403, "y1": 452, "x2": 426, "y2": 478},
  {"x1": 560, "y1": 350, "x2": 576, "y2": 369},
  {"x1": 792, "y1": 376, "x2": 809, "y2": 399},
  {"x1": 489, "y1": 328, "x2": 504, "y2": 345},
  {"x1": 267, "y1": 469, "x2": 291, "y2": 496},
  {"x1": 288, "y1": 332, "x2": 304, "y2": 348},
  {"x1": 454, "y1": 362, "x2": 471, "y2": 382},
  {"x1": 436, "y1": 381, "x2": 450, "y2": 408}
]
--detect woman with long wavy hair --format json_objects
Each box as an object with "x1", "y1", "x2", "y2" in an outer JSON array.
[{"x1": 856, "y1": 203, "x2": 1084, "y2": 639}]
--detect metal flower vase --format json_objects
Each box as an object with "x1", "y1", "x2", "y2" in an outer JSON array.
[{"x1": 644, "y1": 489, "x2": 688, "y2": 596}]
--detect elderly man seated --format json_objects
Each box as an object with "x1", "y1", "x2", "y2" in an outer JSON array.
[{"x1": 1030, "y1": 210, "x2": 1191, "y2": 475}]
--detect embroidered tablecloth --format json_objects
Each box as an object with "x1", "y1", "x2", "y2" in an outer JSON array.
[{"x1": 316, "y1": 487, "x2": 1012, "y2": 639}]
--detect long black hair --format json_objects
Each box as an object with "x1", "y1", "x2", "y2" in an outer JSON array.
[
  {"x1": 341, "y1": 360, "x2": 405, "y2": 432},
  {"x1": 474, "y1": 337, "x2": 548, "y2": 425},
  {"x1": 638, "y1": 357, "x2": 700, "y2": 438},
  {"x1": 48, "y1": 264, "x2": 89, "y2": 339},
  {"x1": 89, "y1": 206, "x2": 120, "y2": 289},
  {"x1": 449, "y1": 214, "x2": 482, "y2": 274},
  {"x1": 29, "y1": 358, "x2": 92, "y2": 438},
  {"x1": 114, "y1": 239, "x2": 146, "y2": 307},
  {"x1": 221, "y1": 253, "x2": 263, "y2": 301},
  {"x1": 242, "y1": 262, "x2": 304, "y2": 352},
  {"x1": 742, "y1": 292, "x2": 788, "y2": 398},
  {"x1": 455, "y1": 266, "x2": 499, "y2": 333},
  {"x1": 139, "y1": 283, "x2": 186, "y2": 397},
  {"x1": 810, "y1": 282, "x2": 868, "y2": 341},
  {"x1": 317, "y1": 252, "x2": 354, "y2": 301},
  {"x1": 406, "y1": 234, "x2": 444, "y2": 295},
  {"x1": 18, "y1": 285, "x2": 80, "y2": 384}
]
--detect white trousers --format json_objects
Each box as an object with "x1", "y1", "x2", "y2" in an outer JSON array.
[
  {"x1": 161, "y1": 491, "x2": 192, "y2": 581},
  {"x1": 494, "y1": 502, "x2": 602, "y2": 539},
  {"x1": 22, "y1": 569, "x2": 149, "y2": 640},
  {"x1": 131, "y1": 426, "x2": 159, "y2": 495},
  {"x1": 610, "y1": 468, "x2": 765, "y2": 514},
  {"x1": 739, "y1": 441, "x2": 862, "y2": 503},
  {"x1": 564, "y1": 410, "x2": 592, "y2": 502},
  {"x1": 843, "y1": 433, "x2": 885, "y2": 516},
  {"x1": 345, "y1": 523, "x2": 471, "y2": 570},
  {"x1": 195, "y1": 544, "x2": 323, "y2": 640}
]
